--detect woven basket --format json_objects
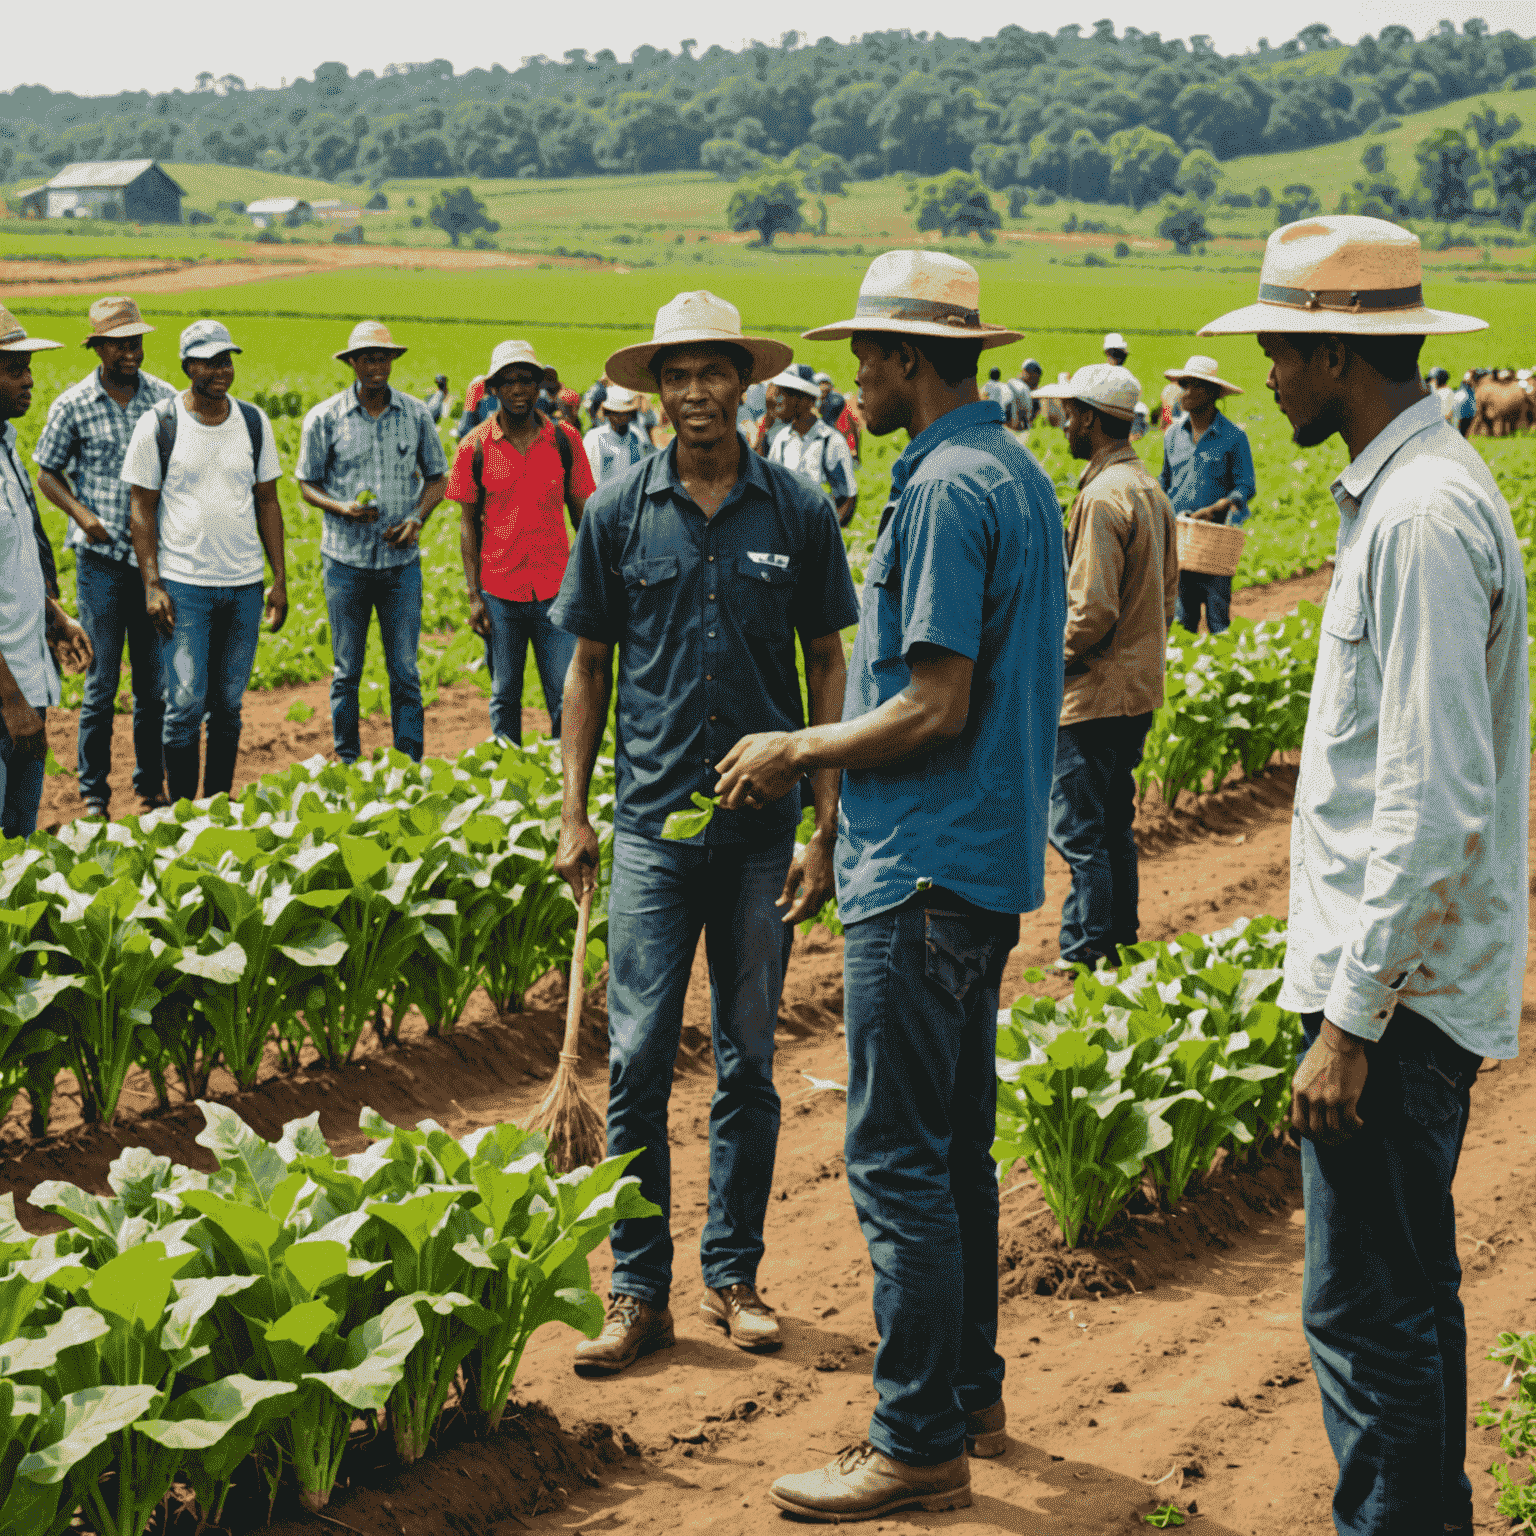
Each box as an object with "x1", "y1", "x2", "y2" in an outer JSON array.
[{"x1": 1176, "y1": 516, "x2": 1245, "y2": 577}]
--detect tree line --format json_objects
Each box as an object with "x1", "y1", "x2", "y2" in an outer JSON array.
[{"x1": 1, "y1": 21, "x2": 1532, "y2": 205}]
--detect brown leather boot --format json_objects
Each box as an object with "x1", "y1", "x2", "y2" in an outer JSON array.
[
  {"x1": 965, "y1": 1396, "x2": 1007, "y2": 1457},
  {"x1": 700, "y1": 1283, "x2": 782, "y2": 1351},
  {"x1": 769, "y1": 1442, "x2": 971, "y2": 1522},
  {"x1": 572, "y1": 1295, "x2": 675, "y2": 1377}
]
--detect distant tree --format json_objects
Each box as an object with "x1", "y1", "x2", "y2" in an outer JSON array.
[
  {"x1": 1175, "y1": 148, "x2": 1222, "y2": 201},
  {"x1": 727, "y1": 175, "x2": 805, "y2": 246},
  {"x1": 906, "y1": 170, "x2": 1002, "y2": 242},
  {"x1": 1414, "y1": 128, "x2": 1479, "y2": 220},
  {"x1": 1253, "y1": 185, "x2": 1273, "y2": 208},
  {"x1": 365, "y1": 190, "x2": 388, "y2": 210},
  {"x1": 700, "y1": 138, "x2": 766, "y2": 179},
  {"x1": 195, "y1": 72, "x2": 214, "y2": 92},
  {"x1": 1005, "y1": 184, "x2": 1029, "y2": 217},
  {"x1": 1274, "y1": 182, "x2": 1322, "y2": 223},
  {"x1": 428, "y1": 186, "x2": 500, "y2": 247},
  {"x1": 1464, "y1": 102, "x2": 1522, "y2": 152},
  {"x1": 1295, "y1": 24, "x2": 1340, "y2": 53},
  {"x1": 1489, "y1": 141, "x2": 1536, "y2": 226},
  {"x1": 1361, "y1": 143, "x2": 1388, "y2": 176},
  {"x1": 1156, "y1": 195, "x2": 1210, "y2": 253},
  {"x1": 1104, "y1": 126, "x2": 1181, "y2": 209}
]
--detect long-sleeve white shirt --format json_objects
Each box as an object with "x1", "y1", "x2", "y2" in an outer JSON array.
[{"x1": 1278, "y1": 395, "x2": 1528, "y2": 1058}]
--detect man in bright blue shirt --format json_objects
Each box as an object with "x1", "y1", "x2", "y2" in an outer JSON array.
[
  {"x1": 1159, "y1": 355, "x2": 1257, "y2": 634},
  {"x1": 716, "y1": 251, "x2": 1066, "y2": 1524}
]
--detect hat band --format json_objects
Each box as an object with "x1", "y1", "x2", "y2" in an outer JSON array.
[
  {"x1": 0, "y1": 327, "x2": 25, "y2": 345},
  {"x1": 854, "y1": 295, "x2": 982, "y2": 329},
  {"x1": 1257, "y1": 281, "x2": 1424, "y2": 314}
]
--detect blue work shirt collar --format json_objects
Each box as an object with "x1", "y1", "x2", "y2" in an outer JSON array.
[
  {"x1": 890, "y1": 399, "x2": 1005, "y2": 499},
  {"x1": 644, "y1": 431, "x2": 772, "y2": 517},
  {"x1": 344, "y1": 381, "x2": 404, "y2": 418},
  {"x1": 1174, "y1": 408, "x2": 1237, "y2": 445}
]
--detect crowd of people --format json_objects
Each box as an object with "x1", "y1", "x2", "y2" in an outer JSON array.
[{"x1": 0, "y1": 211, "x2": 1524, "y2": 1535}]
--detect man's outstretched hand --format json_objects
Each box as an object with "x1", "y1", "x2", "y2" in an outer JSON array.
[
  {"x1": 715, "y1": 731, "x2": 804, "y2": 811},
  {"x1": 1290, "y1": 1019, "x2": 1369, "y2": 1145}
]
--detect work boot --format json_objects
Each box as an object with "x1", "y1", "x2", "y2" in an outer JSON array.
[
  {"x1": 573, "y1": 1295, "x2": 675, "y2": 1377},
  {"x1": 700, "y1": 1283, "x2": 781, "y2": 1352},
  {"x1": 163, "y1": 744, "x2": 201, "y2": 805},
  {"x1": 770, "y1": 1443, "x2": 971, "y2": 1523},
  {"x1": 965, "y1": 1397, "x2": 1007, "y2": 1458},
  {"x1": 202, "y1": 734, "x2": 241, "y2": 799}
]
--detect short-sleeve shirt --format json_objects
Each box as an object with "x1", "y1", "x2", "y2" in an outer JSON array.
[
  {"x1": 836, "y1": 400, "x2": 1067, "y2": 923},
  {"x1": 549, "y1": 438, "x2": 859, "y2": 845},
  {"x1": 33, "y1": 367, "x2": 177, "y2": 564},
  {"x1": 0, "y1": 423, "x2": 59, "y2": 708},
  {"x1": 121, "y1": 397, "x2": 281, "y2": 588},
  {"x1": 446, "y1": 413, "x2": 595, "y2": 602},
  {"x1": 296, "y1": 384, "x2": 447, "y2": 569},
  {"x1": 767, "y1": 418, "x2": 857, "y2": 502}
]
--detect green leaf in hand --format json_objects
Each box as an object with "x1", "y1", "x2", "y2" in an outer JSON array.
[
  {"x1": 355, "y1": 488, "x2": 377, "y2": 507},
  {"x1": 661, "y1": 792, "x2": 718, "y2": 841}
]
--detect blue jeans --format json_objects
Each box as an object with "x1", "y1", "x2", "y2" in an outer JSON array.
[
  {"x1": 1300, "y1": 1008, "x2": 1481, "y2": 1536},
  {"x1": 843, "y1": 900, "x2": 1014, "y2": 1466},
  {"x1": 604, "y1": 829, "x2": 795, "y2": 1305},
  {"x1": 483, "y1": 593, "x2": 575, "y2": 742},
  {"x1": 1049, "y1": 712, "x2": 1152, "y2": 968},
  {"x1": 322, "y1": 556, "x2": 423, "y2": 763},
  {"x1": 75, "y1": 550, "x2": 164, "y2": 807},
  {"x1": 1176, "y1": 571, "x2": 1231, "y2": 634},
  {"x1": 0, "y1": 708, "x2": 46, "y2": 840}
]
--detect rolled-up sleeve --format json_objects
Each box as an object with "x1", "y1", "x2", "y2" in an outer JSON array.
[
  {"x1": 1323, "y1": 512, "x2": 1499, "y2": 1038},
  {"x1": 1226, "y1": 427, "x2": 1257, "y2": 526},
  {"x1": 295, "y1": 403, "x2": 331, "y2": 486}
]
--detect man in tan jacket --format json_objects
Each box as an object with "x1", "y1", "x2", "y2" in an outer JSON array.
[{"x1": 1035, "y1": 363, "x2": 1178, "y2": 967}]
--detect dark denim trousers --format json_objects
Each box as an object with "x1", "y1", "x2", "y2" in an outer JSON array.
[
  {"x1": 483, "y1": 592, "x2": 576, "y2": 742},
  {"x1": 322, "y1": 555, "x2": 424, "y2": 763},
  {"x1": 1175, "y1": 571, "x2": 1231, "y2": 634},
  {"x1": 1300, "y1": 1007, "x2": 1482, "y2": 1536},
  {"x1": 75, "y1": 549, "x2": 163, "y2": 807},
  {"x1": 604, "y1": 829, "x2": 795, "y2": 1305},
  {"x1": 843, "y1": 899, "x2": 1014, "y2": 1466},
  {"x1": 1048, "y1": 712, "x2": 1152, "y2": 968},
  {"x1": 0, "y1": 708, "x2": 46, "y2": 840}
]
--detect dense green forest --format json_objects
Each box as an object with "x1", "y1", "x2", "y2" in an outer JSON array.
[{"x1": 2, "y1": 21, "x2": 1533, "y2": 214}]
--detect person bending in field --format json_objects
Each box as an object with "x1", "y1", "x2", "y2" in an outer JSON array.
[
  {"x1": 296, "y1": 320, "x2": 447, "y2": 765},
  {"x1": 1033, "y1": 363, "x2": 1177, "y2": 972},
  {"x1": 550, "y1": 290, "x2": 857, "y2": 1377},
  {"x1": 1159, "y1": 354, "x2": 1256, "y2": 636},
  {"x1": 766, "y1": 366, "x2": 858, "y2": 526},
  {"x1": 448, "y1": 341, "x2": 592, "y2": 744},
  {"x1": 122, "y1": 319, "x2": 286, "y2": 805},
  {"x1": 0, "y1": 307, "x2": 92, "y2": 838},
  {"x1": 1202, "y1": 214, "x2": 1527, "y2": 1536},
  {"x1": 714, "y1": 251, "x2": 1066, "y2": 1524},
  {"x1": 33, "y1": 295, "x2": 176, "y2": 818}
]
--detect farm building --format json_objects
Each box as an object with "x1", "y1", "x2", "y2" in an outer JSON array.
[
  {"x1": 15, "y1": 161, "x2": 184, "y2": 223},
  {"x1": 246, "y1": 196, "x2": 313, "y2": 229}
]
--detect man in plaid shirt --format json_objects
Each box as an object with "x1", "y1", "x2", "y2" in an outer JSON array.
[
  {"x1": 297, "y1": 321, "x2": 447, "y2": 764},
  {"x1": 35, "y1": 296, "x2": 177, "y2": 816}
]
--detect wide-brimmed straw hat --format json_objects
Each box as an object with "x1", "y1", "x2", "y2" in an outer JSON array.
[
  {"x1": 0, "y1": 304, "x2": 62, "y2": 354},
  {"x1": 84, "y1": 296, "x2": 153, "y2": 346},
  {"x1": 606, "y1": 291, "x2": 791, "y2": 392},
  {"x1": 1164, "y1": 355, "x2": 1242, "y2": 396},
  {"x1": 1199, "y1": 215, "x2": 1486, "y2": 337},
  {"x1": 334, "y1": 319, "x2": 407, "y2": 361},
  {"x1": 802, "y1": 250, "x2": 1021, "y2": 348},
  {"x1": 1033, "y1": 363, "x2": 1141, "y2": 421}
]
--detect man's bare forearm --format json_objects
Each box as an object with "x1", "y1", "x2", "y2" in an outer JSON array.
[
  {"x1": 560, "y1": 645, "x2": 613, "y2": 824},
  {"x1": 254, "y1": 484, "x2": 286, "y2": 584},
  {"x1": 36, "y1": 467, "x2": 93, "y2": 529},
  {"x1": 415, "y1": 474, "x2": 447, "y2": 522},
  {"x1": 803, "y1": 637, "x2": 848, "y2": 837},
  {"x1": 457, "y1": 503, "x2": 482, "y2": 595},
  {"x1": 128, "y1": 486, "x2": 163, "y2": 587}
]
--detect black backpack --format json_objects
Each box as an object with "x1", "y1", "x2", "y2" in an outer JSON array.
[
  {"x1": 154, "y1": 395, "x2": 264, "y2": 480},
  {"x1": 469, "y1": 410, "x2": 574, "y2": 525}
]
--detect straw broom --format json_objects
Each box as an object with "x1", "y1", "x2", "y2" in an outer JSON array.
[{"x1": 528, "y1": 884, "x2": 606, "y2": 1173}]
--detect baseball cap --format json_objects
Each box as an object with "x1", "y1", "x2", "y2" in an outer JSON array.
[
  {"x1": 179, "y1": 319, "x2": 242, "y2": 360},
  {"x1": 1033, "y1": 363, "x2": 1141, "y2": 421}
]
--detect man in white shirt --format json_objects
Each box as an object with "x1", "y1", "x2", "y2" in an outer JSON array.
[
  {"x1": 0, "y1": 307, "x2": 92, "y2": 837},
  {"x1": 1199, "y1": 214, "x2": 1526, "y2": 1536},
  {"x1": 765, "y1": 368, "x2": 858, "y2": 526},
  {"x1": 123, "y1": 319, "x2": 287, "y2": 805},
  {"x1": 583, "y1": 384, "x2": 655, "y2": 486},
  {"x1": 1009, "y1": 359, "x2": 1041, "y2": 431}
]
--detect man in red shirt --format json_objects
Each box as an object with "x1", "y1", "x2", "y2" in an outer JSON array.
[{"x1": 448, "y1": 340, "x2": 595, "y2": 741}]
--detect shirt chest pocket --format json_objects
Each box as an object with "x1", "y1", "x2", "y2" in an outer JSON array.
[
  {"x1": 1315, "y1": 597, "x2": 1368, "y2": 738},
  {"x1": 622, "y1": 554, "x2": 680, "y2": 647},
  {"x1": 734, "y1": 555, "x2": 798, "y2": 639}
]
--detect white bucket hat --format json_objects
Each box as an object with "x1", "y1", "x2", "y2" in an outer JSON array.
[
  {"x1": 334, "y1": 318, "x2": 407, "y2": 361},
  {"x1": 1102, "y1": 331, "x2": 1129, "y2": 353},
  {"x1": 1199, "y1": 215, "x2": 1486, "y2": 337},
  {"x1": 1164, "y1": 355, "x2": 1243, "y2": 396},
  {"x1": 769, "y1": 368, "x2": 820, "y2": 399},
  {"x1": 1033, "y1": 363, "x2": 1141, "y2": 422},
  {"x1": 802, "y1": 250, "x2": 1022, "y2": 348},
  {"x1": 486, "y1": 339, "x2": 543, "y2": 382},
  {"x1": 605, "y1": 291, "x2": 791, "y2": 392},
  {"x1": 602, "y1": 384, "x2": 640, "y2": 411}
]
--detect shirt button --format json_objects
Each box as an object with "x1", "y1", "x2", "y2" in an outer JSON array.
[
  {"x1": 707, "y1": 554, "x2": 715, "y2": 562},
  {"x1": 708, "y1": 592, "x2": 716, "y2": 601},
  {"x1": 639, "y1": 578, "x2": 647, "y2": 587},
  {"x1": 708, "y1": 631, "x2": 716, "y2": 638},
  {"x1": 710, "y1": 714, "x2": 717, "y2": 722},
  {"x1": 705, "y1": 674, "x2": 712, "y2": 681}
]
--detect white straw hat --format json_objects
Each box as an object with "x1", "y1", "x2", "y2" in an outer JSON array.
[
  {"x1": 334, "y1": 318, "x2": 407, "y2": 361},
  {"x1": 770, "y1": 368, "x2": 821, "y2": 399},
  {"x1": 1033, "y1": 363, "x2": 1141, "y2": 422},
  {"x1": 1199, "y1": 215, "x2": 1486, "y2": 337},
  {"x1": 1164, "y1": 355, "x2": 1242, "y2": 396},
  {"x1": 486, "y1": 339, "x2": 543, "y2": 382},
  {"x1": 1102, "y1": 331, "x2": 1129, "y2": 353},
  {"x1": 802, "y1": 250, "x2": 1021, "y2": 348},
  {"x1": 602, "y1": 384, "x2": 639, "y2": 411},
  {"x1": 605, "y1": 291, "x2": 791, "y2": 392}
]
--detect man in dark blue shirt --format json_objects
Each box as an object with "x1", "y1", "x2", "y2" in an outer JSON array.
[
  {"x1": 1159, "y1": 355, "x2": 1257, "y2": 634},
  {"x1": 550, "y1": 290, "x2": 858, "y2": 1378},
  {"x1": 715, "y1": 252, "x2": 1067, "y2": 1524}
]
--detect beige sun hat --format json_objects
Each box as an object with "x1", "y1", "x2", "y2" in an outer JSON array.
[
  {"x1": 606, "y1": 291, "x2": 791, "y2": 392},
  {"x1": 334, "y1": 319, "x2": 407, "y2": 361},
  {"x1": 802, "y1": 250, "x2": 1022, "y2": 348},
  {"x1": 602, "y1": 384, "x2": 640, "y2": 411},
  {"x1": 0, "y1": 304, "x2": 62, "y2": 354},
  {"x1": 486, "y1": 339, "x2": 543, "y2": 382},
  {"x1": 770, "y1": 367, "x2": 821, "y2": 399},
  {"x1": 1164, "y1": 355, "x2": 1242, "y2": 396},
  {"x1": 1199, "y1": 215, "x2": 1487, "y2": 337},
  {"x1": 84, "y1": 295, "x2": 154, "y2": 346},
  {"x1": 1032, "y1": 363, "x2": 1141, "y2": 421}
]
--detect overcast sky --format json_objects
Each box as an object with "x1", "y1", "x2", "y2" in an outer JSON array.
[{"x1": 4, "y1": 0, "x2": 1531, "y2": 98}]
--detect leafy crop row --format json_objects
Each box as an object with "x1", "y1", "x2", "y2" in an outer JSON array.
[
  {"x1": 994, "y1": 917, "x2": 1299, "y2": 1247},
  {"x1": 1479, "y1": 1330, "x2": 1536, "y2": 1532},
  {"x1": 0, "y1": 1102, "x2": 655, "y2": 1530},
  {"x1": 0, "y1": 738, "x2": 614, "y2": 1136}
]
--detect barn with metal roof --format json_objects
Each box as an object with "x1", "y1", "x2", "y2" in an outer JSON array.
[{"x1": 16, "y1": 161, "x2": 184, "y2": 223}]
